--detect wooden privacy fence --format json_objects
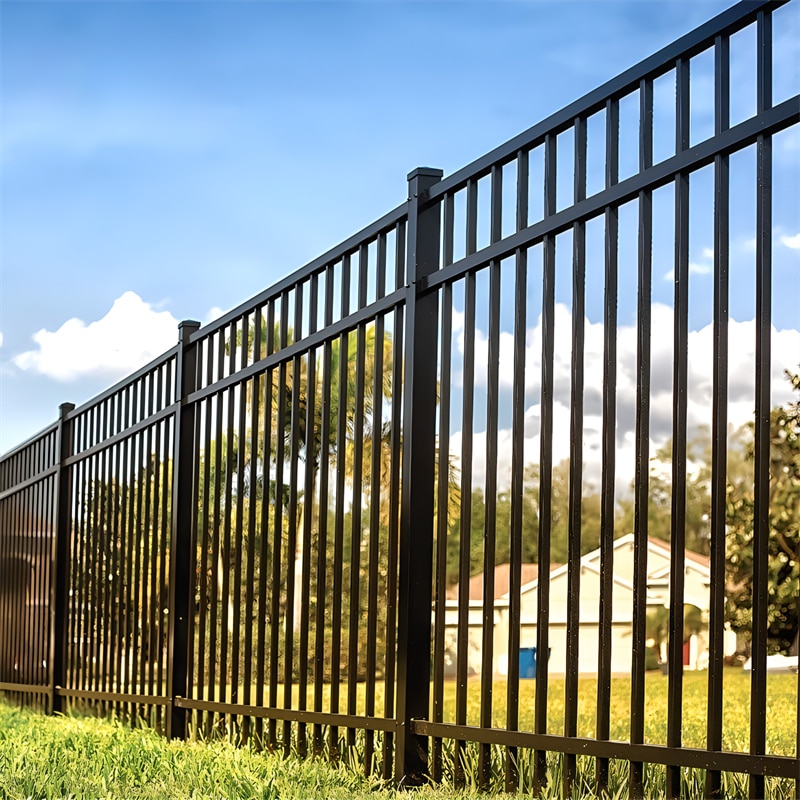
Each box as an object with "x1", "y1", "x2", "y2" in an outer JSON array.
[{"x1": 1, "y1": 1, "x2": 798, "y2": 796}]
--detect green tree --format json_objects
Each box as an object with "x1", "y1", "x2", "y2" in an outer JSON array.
[
  {"x1": 725, "y1": 370, "x2": 800, "y2": 655},
  {"x1": 616, "y1": 435, "x2": 712, "y2": 555},
  {"x1": 444, "y1": 459, "x2": 604, "y2": 587},
  {"x1": 644, "y1": 603, "x2": 706, "y2": 669},
  {"x1": 215, "y1": 317, "x2": 465, "y2": 685}
]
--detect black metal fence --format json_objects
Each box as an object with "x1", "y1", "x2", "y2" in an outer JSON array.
[{"x1": 1, "y1": 1, "x2": 798, "y2": 796}]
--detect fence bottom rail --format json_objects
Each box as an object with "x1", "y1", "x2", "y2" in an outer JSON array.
[{"x1": 410, "y1": 720, "x2": 799, "y2": 780}]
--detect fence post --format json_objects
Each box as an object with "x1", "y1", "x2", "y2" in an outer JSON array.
[
  {"x1": 395, "y1": 166, "x2": 442, "y2": 786},
  {"x1": 167, "y1": 320, "x2": 200, "y2": 739},
  {"x1": 49, "y1": 401, "x2": 75, "y2": 715}
]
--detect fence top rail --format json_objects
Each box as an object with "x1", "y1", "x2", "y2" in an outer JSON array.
[
  {"x1": 424, "y1": 97, "x2": 798, "y2": 293},
  {"x1": 0, "y1": 422, "x2": 59, "y2": 466},
  {"x1": 428, "y1": 0, "x2": 786, "y2": 200},
  {"x1": 1, "y1": 345, "x2": 179, "y2": 467},
  {"x1": 189, "y1": 201, "x2": 407, "y2": 346},
  {"x1": 187, "y1": 286, "x2": 405, "y2": 405},
  {"x1": 0, "y1": 464, "x2": 59, "y2": 504},
  {"x1": 62, "y1": 344, "x2": 179, "y2": 427}
]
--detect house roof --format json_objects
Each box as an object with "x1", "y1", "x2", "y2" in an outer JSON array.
[
  {"x1": 645, "y1": 534, "x2": 710, "y2": 569},
  {"x1": 445, "y1": 534, "x2": 710, "y2": 603},
  {"x1": 445, "y1": 562, "x2": 540, "y2": 603}
]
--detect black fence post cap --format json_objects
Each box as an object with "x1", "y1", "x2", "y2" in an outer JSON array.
[{"x1": 407, "y1": 168, "x2": 443, "y2": 199}]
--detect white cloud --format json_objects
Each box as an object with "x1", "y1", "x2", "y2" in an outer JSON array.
[
  {"x1": 660, "y1": 232, "x2": 799, "y2": 279},
  {"x1": 0, "y1": 332, "x2": 3, "y2": 348},
  {"x1": 662, "y1": 255, "x2": 713, "y2": 282},
  {"x1": 448, "y1": 304, "x2": 800, "y2": 496},
  {"x1": 13, "y1": 292, "x2": 179, "y2": 382},
  {"x1": 688, "y1": 261, "x2": 712, "y2": 276},
  {"x1": 663, "y1": 265, "x2": 716, "y2": 281},
  {"x1": 204, "y1": 306, "x2": 227, "y2": 325}
]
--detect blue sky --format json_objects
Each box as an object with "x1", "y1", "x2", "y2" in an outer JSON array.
[{"x1": 1, "y1": 0, "x2": 798, "y2": 459}]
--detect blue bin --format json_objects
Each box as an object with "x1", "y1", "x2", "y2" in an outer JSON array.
[{"x1": 519, "y1": 647, "x2": 537, "y2": 679}]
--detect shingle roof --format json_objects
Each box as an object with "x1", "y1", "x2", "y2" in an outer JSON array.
[
  {"x1": 445, "y1": 562, "x2": 540, "y2": 602},
  {"x1": 445, "y1": 534, "x2": 710, "y2": 603}
]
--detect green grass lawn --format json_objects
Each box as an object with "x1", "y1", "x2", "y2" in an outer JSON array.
[
  {"x1": 0, "y1": 670, "x2": 796, "y2": 799},
  {"x1": 440, "y1": 668, "x2": 798, "y2": 755},
  {"x1": 0, "y1": 702, "x2": 469, "y2": 800},
  {"x1": 191, "y1": 667, "x2": 798, "y2": 755}
]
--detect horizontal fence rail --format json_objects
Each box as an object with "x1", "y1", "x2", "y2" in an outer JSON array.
[{"x1": 1, "y1": 1, "x2": 798, "y2": 795}]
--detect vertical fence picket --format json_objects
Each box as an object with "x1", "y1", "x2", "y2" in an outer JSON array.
[
  {"x1": 382, "y1": 222, "x2": 406, "y2": 782},
  {"x1": 665, "y1": 55, "x2": 690, "y2": 800},
  {"x1": 347, "y1": 250, "x2": 367, "y2": 754},
  {"x1": 706, "y1": 30, "x2": 731, "y2": 800},
  {"x1": 432, "y1": 276, "x2": 452, "y2": 786},
  {"x1": 313, "y1": 269, "x2": 334, "y2": 759},
  {"x1": 255, "y1": 302, "x2": 275, "y2": 747},
  {"x1": 283, "y1": 292, "x2": 304, "y2": 756},
  {"x1": 432, "y1": 190, "x2": 455, "y2": 785},
  {"x1": 629, "y1": 73, "x2": 654, "y2": 800},
  {"x1": 504, "y1": 146, "x2": 528, "y2": 795},
  {"x1": 564, "y1": 113, "x2": 587, "y2": 800},
  {"x1": 455, "y1": 255, "x2": 476, "y2": 790},
  {"x1": 364, "y1": 249, "x2": 386, "y2": 776},
  {"x1": 750, "y1": 11, "x2": 774, "y2": 800},
  {"x1": 534, "y1": 131, "x2": 557, "y2": 795},
  {"x1": 597, "y1": 95, "x2": 620, "y2": 794},
  {"x1": 297, "y1": 280, "x2": 317, "y2": 760},
  {"x1": 478, "y1": 163, "x2": 503, "y2": 791},
  {"x1": 330, "y1": 263, "x2": 349, "y2": 763}
]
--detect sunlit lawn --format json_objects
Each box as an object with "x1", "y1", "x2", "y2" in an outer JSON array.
[
  {"x1": 2, "y1": 669, "x2": 797, "y2": 799},
  {"x1": 438, "y1": 668, "x2": 798, "y2": 756},
  {"x1": 188, "y1": 667, "x2": 797, "y2": 756},
  {"x1": 0, "y1": 701, "x2": 394, "y2": 800}
]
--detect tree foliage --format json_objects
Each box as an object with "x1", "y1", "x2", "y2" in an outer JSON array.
[
  {"x1": 444, "y1": 460, "x2": 603, "y2": 586},
  {"x1": 725, "y1": 370, "x2": 800, "y2": 655},
  {"x1": 445, "y1": 370, "x2": 800, "y2": 656},
  {"x1": 615, "y1": 435, "x2": 713, "y2": 556}
]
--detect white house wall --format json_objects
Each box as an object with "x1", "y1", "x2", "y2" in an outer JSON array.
[
  {"x1": 493, "y1": 562, "x2": 643, "y2": 676},
  {"x1": 440, "y1": 535, "x2": 728, "y2": 678},
  {"x1": 442, "y1": 602, "x2": 489, "y2": 677}
]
